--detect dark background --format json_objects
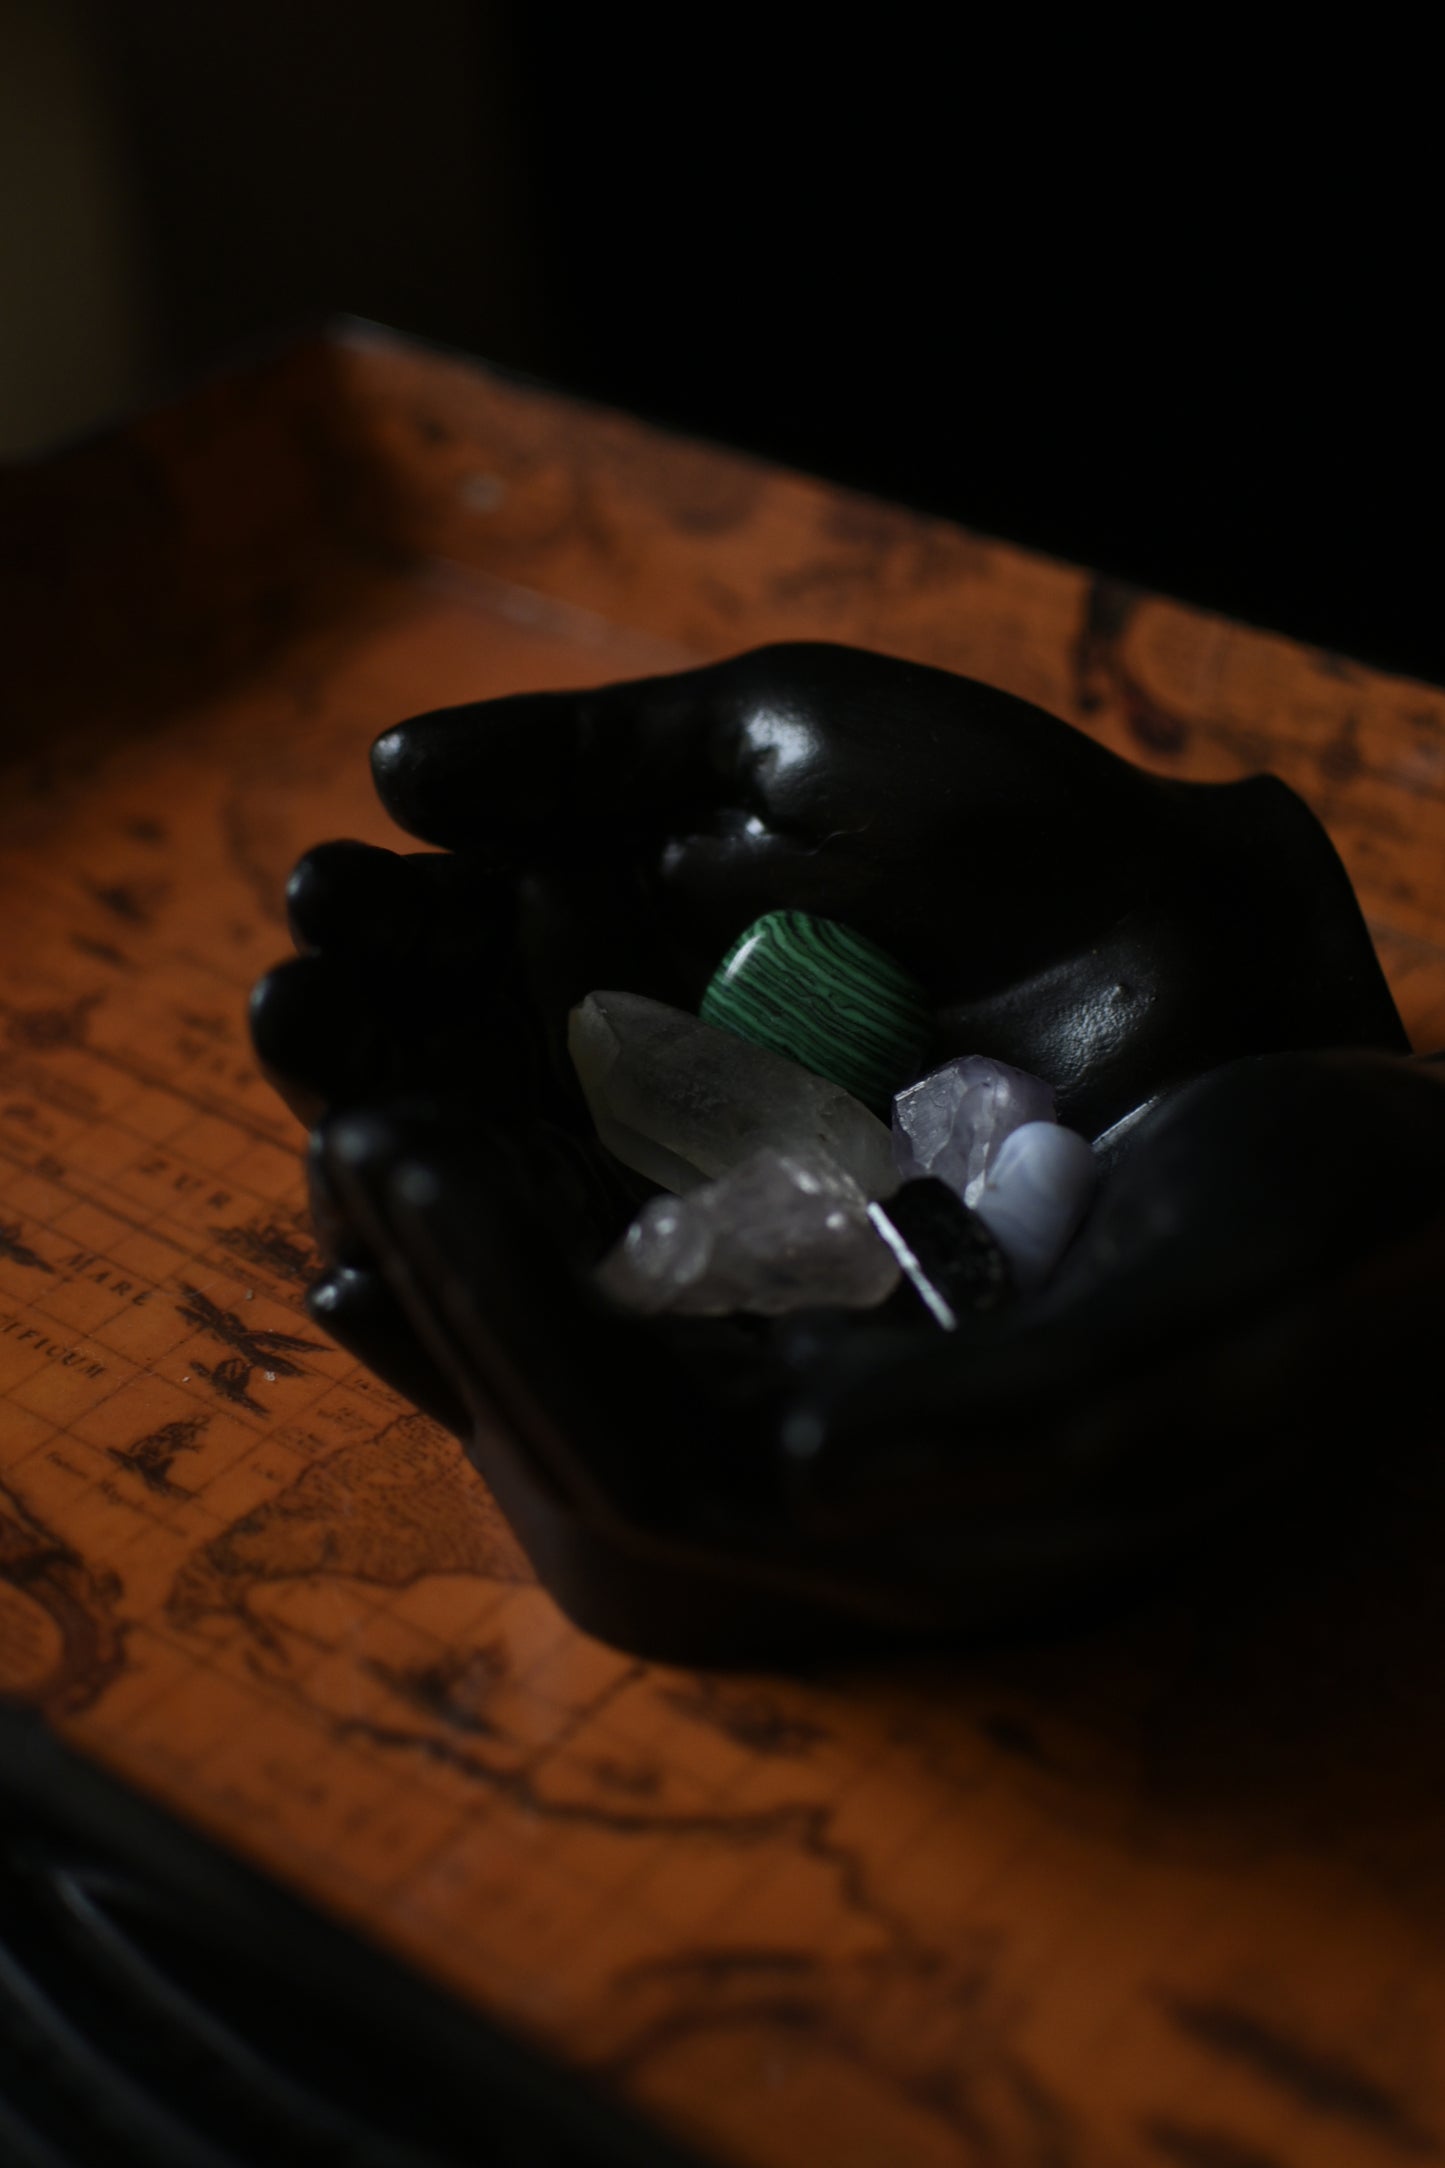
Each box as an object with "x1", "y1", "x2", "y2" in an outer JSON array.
[{"x1": 4, "y1": 3, "x2": 1438, "y2": 682}]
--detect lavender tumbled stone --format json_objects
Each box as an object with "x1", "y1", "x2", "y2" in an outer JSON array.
[
  {"x1": 596, "y1": 1147, "x2": 900, "y2": 1317},
  {"x1": 892, "y1": 1055, "x2": 1056, "y2": 1207},
  {"x1": 973, "y1": 1120, "x2": 1097, "y2": 1292}
]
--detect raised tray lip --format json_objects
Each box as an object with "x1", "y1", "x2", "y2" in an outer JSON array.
[{"x1": 8, "y1": 309, "x2": 1441, "y2": 697}]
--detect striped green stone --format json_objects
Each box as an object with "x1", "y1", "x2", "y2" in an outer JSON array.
[{"x1": 699, "y1": 910, "x2": 932, "y2": 1112}]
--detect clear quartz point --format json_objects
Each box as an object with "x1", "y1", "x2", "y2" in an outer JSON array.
[
  {"x1": 892, "y1": 1054, "x2": 1057, "y2": 1206},
  {"x1": 972, "y1": 1120, "x2": 1098, "y2": 1292},
  {"x1": 569, "y1": 991, "x2": 899, "y2": 1199},
  {"x1": 596, "y1": 1147, "x2": 901, "y2": 1317}
]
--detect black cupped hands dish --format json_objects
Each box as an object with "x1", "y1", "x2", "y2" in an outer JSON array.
[{"x1": 249, "y1": 643, "x2": 1443, "y2": 1663}]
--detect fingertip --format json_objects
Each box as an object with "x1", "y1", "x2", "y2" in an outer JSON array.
[
  {"x1": 248, "y1": 954, "x2": 378, "y2": 1110},
  {"x1": 369, "y1": 721, "x2": 411, "y2": 809},
  {"x1": 285, "y1": 837, "x2": 419, "y2": 953},
  {"x1": 307, "y1": 1261, "x2": 472, "y2": 1437},
  {"x1": 369, "y1": 674, "x2": 725, "y2": 855},
  {"x1": 370, "y1": 705, "x2": 487, "y2": 842},
  {"x1": 305, "y1": 1264, "x2": 350, "y2": 1325},
  {"x1": 320, "y1": 1106, "x2": 403, "y2": 1180},
  {"x1": 305, "y1": 1127, "x2": 369, "y2": 1267}
]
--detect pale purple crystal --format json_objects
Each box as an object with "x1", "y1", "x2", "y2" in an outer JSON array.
[
  {"x1": 892, "y1": 1055, "x2": 1057, "y2": 1207},
  {"x1": 973, "y1": 1120, "x2": 1097, "y2": 1292},
  {"x1": 595, "y1": 1147, "x2": 900, "y2": 1317}
]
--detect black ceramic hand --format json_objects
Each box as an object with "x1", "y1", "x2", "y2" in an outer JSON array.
[
  {"x1": 249, "y1": 643, "x2": 1427, "y2": 1658},
  {"x1": 367, "y1": 642, "x2": 1406, "y2": 1133}
]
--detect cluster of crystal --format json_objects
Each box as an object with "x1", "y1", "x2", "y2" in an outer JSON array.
[
  {"x1": 574, "y1": 958, "x2": 1097, "y2": 1324},
  {"x1": 973, "y1": 1120, "x2": 1097, "y2": 1292},
  {"x1": 569, "y1": 991, "x2": 898, "y2": 1200},
  {"x1": 892, "y1": 1054, "x2": 1056, "y2": 1206},
  {"x1": 700, "y1": 910, "x2": 932, "y2": 1112},
  {"x1": 597, "y1": 1148, "x2": 900, "y2": 1317},
  {"x1": 868, "y1": 1179, "x2": 1014, "y2": 1328}
]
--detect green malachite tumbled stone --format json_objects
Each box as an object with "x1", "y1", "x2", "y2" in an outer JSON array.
[{"x1": 699, "y1": 910, "x2": 932, "y2": 1112}]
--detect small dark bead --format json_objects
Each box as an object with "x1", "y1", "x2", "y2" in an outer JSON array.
[{"x1": 869, "y1": 1178, "x2": 1015, "y2": 1330}]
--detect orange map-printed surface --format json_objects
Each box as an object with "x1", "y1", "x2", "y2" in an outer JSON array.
[{"x1": 6, "y1": 328, "x2": 1445, "y2": 2167}]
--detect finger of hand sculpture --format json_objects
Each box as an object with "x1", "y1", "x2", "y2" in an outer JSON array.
[
  {"x1": 597, "y1": 1148, "x2": 900, "y2": 1317},
  {"x1": 568, "y1": 991, "x2": 899, "y2": 1200},
  {"x1": 892, "y1": 1054, "x2": 1057, "y2": 1204}
]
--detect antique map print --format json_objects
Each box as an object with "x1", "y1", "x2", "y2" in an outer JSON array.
[{"x1": 7, "y1": 340, "x2": 1445, "y2": 2167}]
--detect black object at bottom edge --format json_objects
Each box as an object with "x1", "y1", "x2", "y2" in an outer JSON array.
[{"x1": 0, "y1": 1707, "x2": 703, "y2": 2168}]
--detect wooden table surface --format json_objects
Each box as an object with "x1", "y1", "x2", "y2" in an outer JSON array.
[{"x1": 5, "y1": 326, "x2": 1445, "y2": 2168}]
